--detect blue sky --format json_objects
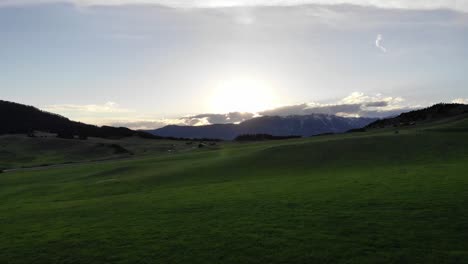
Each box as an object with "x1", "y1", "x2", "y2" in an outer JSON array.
[{"x1": 1, "y1": 0, "x2": 468, "y2": 128}]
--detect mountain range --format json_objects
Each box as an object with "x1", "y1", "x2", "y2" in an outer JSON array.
[
  {"x1": 3, "y1": 99, "x2": 467, "y2": 141},
  {"x1": 149, "y1": 114, "x2": 378, "y2": 140}
]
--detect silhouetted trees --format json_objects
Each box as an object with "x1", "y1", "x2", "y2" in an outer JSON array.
[
  {"x1": 235, "y1": 134, "x2": 301, "y2": 141},
  {"x1": 347, "y1": 128, "x2": 366, "y2": 133}
]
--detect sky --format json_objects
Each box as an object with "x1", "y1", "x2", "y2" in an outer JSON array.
[{"x1": 1, "y1": 0, "x2": 468, "y2": 129}]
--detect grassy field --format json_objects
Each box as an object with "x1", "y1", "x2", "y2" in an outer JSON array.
[
  {"x1": 0, "y1": 135, "x2": 199, "y2": 170},
  {"x1": 1, "y1": 118, "x2": 468, "y2": 263}
]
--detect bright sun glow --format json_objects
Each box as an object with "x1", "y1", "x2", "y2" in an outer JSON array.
[{"x1": 209, "y1": 78, "x2": 278, "y2": 113}]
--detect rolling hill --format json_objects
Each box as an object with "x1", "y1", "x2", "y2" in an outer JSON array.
[
  {"x1": 1, "y1": 109, "x2": 467, "y2": 263},
  {"x1": 365, "y1": 103, "x2": 468, "y2": 129},
  {"x1": 150, "y1": 114, "x2": 377, "y2": 140}
]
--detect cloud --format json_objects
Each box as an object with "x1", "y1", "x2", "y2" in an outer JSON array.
[
  {"x1": 42, "y1": 102, "x2": 253, "y2": 130},
  {"x1": 43, "y1": 102, "x2": 133, "y2": 114},
  {"x1": 339, "y1": 92, "x2": 403, "y2": 105},
  {"x1": 260, "y1": 103, "x2": 363, "y2": 116},
  {"x1": 109, "y1": 119, "x2": 186, "y2": 130},
  {"x1": 452, "y1": 98, "x2": 468, "y2": 104},
  {"x1": 182, "y1": 112, "x2": 255, "y2": 125},
  {"x1": 260, "y1": 92, "x2": 414, "y2": 118},
  {"x1": 42, "y1": 102, "x2": 138, "y2": 127},
  {"x1": 2, "y1": 0, "x2": 468, "y2": 13},
  {"x1": 109, "y1": 112, "x2": 255, "y2": 130},
  {"x1": 375, "y1": 34, "x2": 387, "y2": 53},
  {"x1": 364, "y1": 101, "x2": 388, "y2": 107}
]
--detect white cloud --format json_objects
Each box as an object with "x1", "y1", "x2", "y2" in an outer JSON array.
[
  {"x1": 41, "y1": 102, "x2": 137, "y2": 127},
  {"x1": 452, "y1": 98, "x2": 468, "y2": 104},
  {"x1": 2, "y1": 0, "x2": 468, "y2": 13},
  {"x1": 340, "y1": 92, "x2": 403, "y2": 107},
  {"x1": 43, "y1": 101, "x2": 132, "y2": 114},
  {"x1": 375, "y1": 34, "x2": 387, "y2": 53}
]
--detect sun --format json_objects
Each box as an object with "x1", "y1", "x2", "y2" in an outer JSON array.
[{"x1": 209, "y1": 78, "x2": 278, "y2": 113}]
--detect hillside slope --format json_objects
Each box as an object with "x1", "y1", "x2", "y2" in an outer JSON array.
[
  {"x1": 366, "y1": 103, "x2": 468, "y2": 129},
  {"x1": 0, "y1": 100, "x2": 157, "y2": 139},
  {"x1": 151, "y1": 114, "x2": 377, "y2": 140}
]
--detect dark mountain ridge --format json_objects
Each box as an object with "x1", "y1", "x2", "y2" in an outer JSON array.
[
  {"x1": 0, "y1": 100, "x2": 158, "y2": 139},
  {"x1": 150, "y1": 114, "x2": 378, "y2": 140},
  {"x1": 365, "y1": 103, "x2": 468, "y2": 129}
]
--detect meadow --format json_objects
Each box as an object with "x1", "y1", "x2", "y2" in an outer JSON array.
[
  {"x1": 1, "y1": 117, "x2": 468, "y2": 263},
  {"x1": 0, "y1": 134, "x2": 194, "y2": 170}
]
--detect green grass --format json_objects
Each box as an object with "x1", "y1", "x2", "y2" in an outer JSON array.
[
  {"x1": 1, "y1": 119, "x2": 468, "y2": 263},
  {"x1": 0, "y1": 135, "x2": 197, "y2": 170}
]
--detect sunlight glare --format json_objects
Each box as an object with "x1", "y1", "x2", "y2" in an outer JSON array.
[{"x1": 209, "y1": 78, "x2": 278, "y2": 113}]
